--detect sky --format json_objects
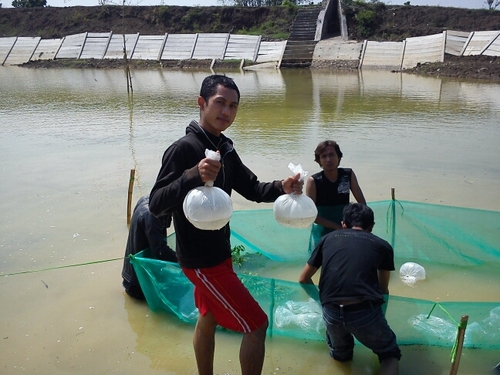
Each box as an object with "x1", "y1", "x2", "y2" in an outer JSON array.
[{"x1": 2, "y1": 0, "x2": 491, "y2": 10}]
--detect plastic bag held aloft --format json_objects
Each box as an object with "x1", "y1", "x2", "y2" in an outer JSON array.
[
  {"x1": 399, "y1": 262, "x2": 426, "y2": 286},
  {"x1": 183, "y1": 149, "x2": 233, "y2": 231},
  {"x1": 273, "y1": 163, "x2": 318, "y2": 228}
]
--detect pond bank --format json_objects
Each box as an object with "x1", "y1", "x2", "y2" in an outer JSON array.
[{"x1": 19, "y1": 54, "x2": 500, "y2": 82}]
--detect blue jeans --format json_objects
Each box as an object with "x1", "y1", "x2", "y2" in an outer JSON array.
[{"x1": 322, "y1": 302, "x2": 401, "y2": 363}]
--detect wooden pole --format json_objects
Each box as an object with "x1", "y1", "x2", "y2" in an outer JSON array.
[
  {"x1": 127, "y1": 169, "x2": 135, "y2": 225},
  {"x1": 390, "y1": 187, "x2": 396, "y2": 248},
  {"x1": 449, "y1": 315, "x2": 469, "y2": 375}
]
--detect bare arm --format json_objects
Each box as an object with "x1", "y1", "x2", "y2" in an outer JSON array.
[
  {"x1": 378, "y1": 269, "x2": 391, "y2": 295},
  {"x1": 299, "y1": 263, "x2": 320, "y2": 301},
  {"x1": 305, "y1": 176, "x2": 316, "y2": 202},
  {"x1": 350, "y1": 170, "x2": 366, "y2": 205},
  {"x1": 298, "y1": 263, "x2": 318, "y2": 284}
]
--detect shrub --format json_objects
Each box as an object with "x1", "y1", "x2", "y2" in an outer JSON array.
[
  {"x1": 356, "y1": 9, "x2": 376, "y2": 37},
  {"x1": 12, "y1": 0, "x2": 46, "y2": 7}
]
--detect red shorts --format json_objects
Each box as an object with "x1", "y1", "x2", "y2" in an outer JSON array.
[{"x1": 182, "y1": 258, "x2": 267, "y2": 333}]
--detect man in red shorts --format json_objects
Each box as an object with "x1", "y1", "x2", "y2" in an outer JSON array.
[{"x1": 149, "y1": 74, "x2": 303, "y2": 375}]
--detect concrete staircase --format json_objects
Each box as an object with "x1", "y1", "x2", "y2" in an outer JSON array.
[{"x1": 279, "y1": 5, "x2": 322, "y2": 68}]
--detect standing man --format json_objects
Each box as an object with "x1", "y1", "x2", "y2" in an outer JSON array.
[
  {"x1": 149, "y1": 74, "x2": 302, "y2": 375},
  {"x1": 299, "y1": 203, "x2": 401, "y2": 375}
]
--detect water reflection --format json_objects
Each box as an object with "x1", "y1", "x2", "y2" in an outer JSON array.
[{"x1": 1, "y1": 66, "x2": 499, "y2": 266}]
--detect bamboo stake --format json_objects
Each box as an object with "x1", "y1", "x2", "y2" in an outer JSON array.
[
  {"x1": 121, "y1": 0, "x2": 133, "y2": 94},
  {"x1": 390, "y1": 187, "x2": 396, "y2": 248},
  {"x1": 127, "y1": 169, "x2": 135, "y2": 225},
  {"x1": 449, "y1": 315, "x2": 469, "y2": 375},
  {"x1": 123, "y1": 33, "x2": 133, "y2": 94}
]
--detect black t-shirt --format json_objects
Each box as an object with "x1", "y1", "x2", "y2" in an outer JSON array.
[
  {"x1": 307, "y1": 228, "x2": 394, "y2": 305},
  {"x1": 122, "y1": 195, "x2": 177, "y2": 287}
]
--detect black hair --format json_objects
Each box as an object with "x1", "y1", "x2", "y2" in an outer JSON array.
[
  {"x1": 314, "y1": 140, "x2": 343, "y2": 165},
  {"x1": 342, "y1": 203, "x2": 374, "y2": 230},
  {"x1": 199, "y1": 74, "x2": 240, "y2": 104}
]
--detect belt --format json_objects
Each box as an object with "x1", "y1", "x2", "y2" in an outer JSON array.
[{"x1": 327, "y1": 300, "x2": 375, "y2": 312}]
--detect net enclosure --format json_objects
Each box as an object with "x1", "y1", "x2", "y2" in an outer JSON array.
[{"x1": 130, "y1": 200, "x2": 500, "y2": 349}]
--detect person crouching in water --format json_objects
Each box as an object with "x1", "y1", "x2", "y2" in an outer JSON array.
[{"x1": 299, "y1": 203, "x2": 401, "y2": 375}]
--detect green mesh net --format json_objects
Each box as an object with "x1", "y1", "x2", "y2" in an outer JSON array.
[{"x1": 130, "y1": 200, "x2": 500, "y2": 349}]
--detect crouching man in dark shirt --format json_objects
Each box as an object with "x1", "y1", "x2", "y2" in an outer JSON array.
[
  {"x1": 122, "y1": 195, "x2": 177, "y2": 300},
  {"x1": 299, "y1": 203, "x2": 401, "y2": 375}
]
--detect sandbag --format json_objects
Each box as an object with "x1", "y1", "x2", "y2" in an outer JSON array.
[
  {"x1": 273, "y1": 163, "x2": 317, "y2": 228},
  {"x1": 183, "y1": 149, "x2": 233, "y2": 230}
]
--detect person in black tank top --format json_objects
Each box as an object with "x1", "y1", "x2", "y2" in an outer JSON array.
[{"x1": 306, "y1": 140, "x2": 366, "y2": 251}]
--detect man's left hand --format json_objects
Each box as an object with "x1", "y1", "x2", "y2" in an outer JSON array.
[{"x1": 282, "y1": 173, "x2": 303, "y2": 194}]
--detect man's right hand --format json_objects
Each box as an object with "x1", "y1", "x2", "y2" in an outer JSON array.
[{"x1": 197, "y1": 158, "x2": 221, "y2": 183}]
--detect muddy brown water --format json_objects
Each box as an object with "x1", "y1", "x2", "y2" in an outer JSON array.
[{"x1": 1, "y1": 66, "x2": 499, "y2": 374}]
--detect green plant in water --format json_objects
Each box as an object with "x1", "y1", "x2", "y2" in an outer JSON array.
[{"x1": 231, "y1": 244, "x2": 246, "y2": 268}]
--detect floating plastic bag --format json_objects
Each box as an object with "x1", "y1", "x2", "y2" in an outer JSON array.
[
  {"x1": 183, "y1": 149, "x2": 233, "y2": 230},
  {"x1": 273, "y1": 163, "x2": 318, "y2": 228},
  {"x1": 409, "y1": 314, "x2": 456, "y2": 344},
  {"x1": 464, "y1": 321, "x2": 488, "y2": 347},
  {"x1": 274, "y1": 298, "x2": 324, "y2": 333},
  {"x1": 400, "y1": 262, "x2": 426, "y2": 286}
]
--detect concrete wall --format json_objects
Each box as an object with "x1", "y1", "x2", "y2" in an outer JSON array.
[
  {"x1": 462, "y1": 30, "x2": 500, "y2": 56},
  {"x1": 445, "y1": 30, "x2": 470, "y2": 56},
  {"x1": 313, "y1": 38, "x2": 362, "y2": 61},
  {"x1": 79, "y1": 32, "x2": 112, "y2": 60},
  {"x1": 2, "y1": 28, "x2": 499, "y2": 68},
  {"x1": 360, "y1": 41, "x2": 404, "y2": 70},
  {"x1": 481, "y1": 32, "x2": 500, "y2": 57},
  {"x1": 32, "y1": 38, "x2": 64, "y2": 61},
  {"x1": 104, "y1": 34, "x2": 139, "y2": 59},
  {"x1": 3, "y1": 37, "x2": 41, "y2": 65},
  {"x1": 0, "y1": 37, "x2": 17, "y2": 65},
  {"x1": 401, "y1": 33, "x2": 445, "y2": 70},
  {"x1": 1, "y1": 32, "x2": 282, "y2": 66}
]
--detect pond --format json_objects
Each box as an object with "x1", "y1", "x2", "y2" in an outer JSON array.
[{"x1": 1, "y1": 66, "x2": 499, "y2": 375}]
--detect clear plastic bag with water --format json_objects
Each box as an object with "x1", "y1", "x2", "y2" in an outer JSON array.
[
  {"x1": 273, "y1": 163, "x2": 317, "y2": 229},
  {"x1": 399, "y1": 261, "x2": 426, "y2": 286},
  {"x1": 183, "y1": 149, "x2": 233, "y2": 230},
  {"x1": 274, "y1": 298, "x2": 324, "y2": 333}
]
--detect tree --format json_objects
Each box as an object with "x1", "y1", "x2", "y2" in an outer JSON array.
[
  {"x1": 486, "y1": 0, "x2": 500, "y2": 10},
  {"x1": 12, "y1": 0, "x2": 46, "y2": 7}
]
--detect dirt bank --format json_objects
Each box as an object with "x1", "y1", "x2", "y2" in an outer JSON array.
[
  {"x1": 2, "y1": 5, "x2": 500, "y2": 80},
  {"x1": 344, "y1": 4, "x2": 500, "y2": 41},
  {"x1": 0, "y1": 5, "x2": 297, "y2": 40},
  {"x1": 405, "y1": 54, "x2": 500, "y2": 81}
]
